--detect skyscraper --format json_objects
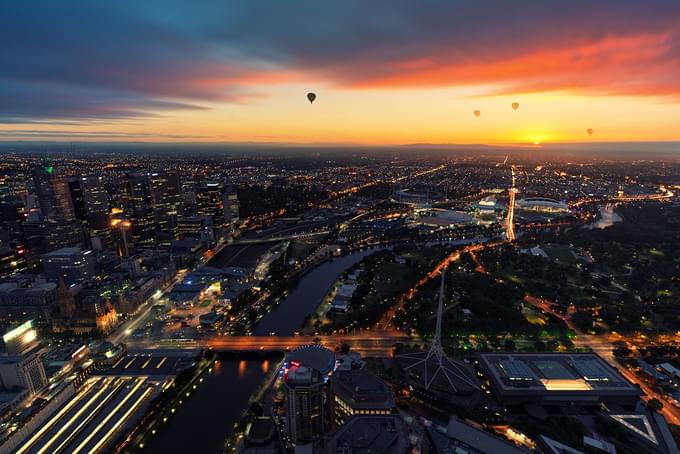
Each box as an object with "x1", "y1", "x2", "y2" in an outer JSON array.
[
  {"x1": 149, "y1": 171, "x2": 182, "y2": 241},
  {"x1": 81, "y1": 175, "x2": 113, "y2": 250},
  {"x1": 285, "y1": 364, "x2": 325, "y2": 445},
  {"x1": 123, "y1": 173, "x2": 155, "y2": 250},
  {"x1": 222, "y1": 183, "x2": 240, "y2": 228},
  {"x1": 196, "y1": 179, "x2": 224, "y2": 228},
  {"x1": 31, "y1": 163, "x2": 83, "y2": 250},
  {"x1": 67, "y1": 177, "x2": 87, "y2": 222}
]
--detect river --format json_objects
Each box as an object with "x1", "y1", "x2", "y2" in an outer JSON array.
[
  {"x1": 145, "y1": 249, "x2": 378, "y2": 452},
  {"x1": 254, "y1": 249, "x2": 378, "y2": 336},
  {"x1": 145, "y1": 355, "x2": 278, "y2": 453},
  {"x1": 587, "y1": 204, "x2": 623, "y2": 229}
]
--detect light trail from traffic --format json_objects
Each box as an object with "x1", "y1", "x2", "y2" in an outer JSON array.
[
  {"x1": 505, "y1": 165, "x2": 517, "y2": 241},
  {"x1": 524, "y1": 294, "x2": 680, "y2": 426}
]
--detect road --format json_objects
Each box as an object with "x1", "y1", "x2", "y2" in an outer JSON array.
[
  {"x1": 375, "y1": 240, "x2": 500, "y2": 330},
  {"x1": 123, "y1": 330, "x2": 409, "y2": 358},
  {"x1": 524, "y1": 295, "x2": 680, "y2": 425},
  {"x1": 505, "y1": 166, "x2": 517, "y2": 241},
  {"x1": 107, "y1": 219, "x2": 332, "y2": 345},
  {"x1": 227, "y1": 230, "x2": 329, "y2": 245},
  {"x1": 570, "y1": 186, "x2": 675, "y2": 207},
  {"x1": 391, "y1": 164, "x2": 447, "y2": 183},
  {"x1": 106, "y1": 267, "x2": 191, "y2": 345}
]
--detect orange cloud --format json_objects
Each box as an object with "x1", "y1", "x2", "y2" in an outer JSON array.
[{"x1": 330, "y1": 32, "x2": 680, "y2": 98}]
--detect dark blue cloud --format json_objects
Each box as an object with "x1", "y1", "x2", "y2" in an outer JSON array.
[{"x1": 1, "y1": 0, "x2": 680, "y2": 123}]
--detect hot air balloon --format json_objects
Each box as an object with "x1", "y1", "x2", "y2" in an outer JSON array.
[
  {"x1": 587, "y1": 128, "x2": 594, "y2": 136},
  {"x1": 511, "y1": 102, "x2": 519, "y2": 111},
  {"x1": 306, "y1": 92, "x2": 316, "y2": 104},
  {"x1": 473, "y1": 110, "x2": 481, "y2": 118}
]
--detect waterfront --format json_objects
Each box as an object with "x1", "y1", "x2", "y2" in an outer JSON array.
[
  {"x1": 144, "y1": 250, "x2": 377, "y2": 452},
  {"x1": 145, "y1": 356, "x2": 277, "y2": 453},
  {"x1": 254, "y1": 249, "x2": 377, "y2": 336}
]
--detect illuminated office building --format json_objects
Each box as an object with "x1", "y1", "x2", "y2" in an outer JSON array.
[{"x1": 31, "y1": 163, "x2": 83, "y2": 250}]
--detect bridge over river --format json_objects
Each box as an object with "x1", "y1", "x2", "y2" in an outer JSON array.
[{"x1": 125, "y1": 330, "x2": 412, "y2": 358}]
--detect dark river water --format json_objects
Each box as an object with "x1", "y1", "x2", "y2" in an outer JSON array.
[
  {"x1": 145, "y1": 249, "x2": 376, "y2": 453},
  {"x1": 145, "y1": 357, "x2": 275, "y2": 453},
  {"x1": 254, "y1": 250, "x2": 376, "y2": 336}
]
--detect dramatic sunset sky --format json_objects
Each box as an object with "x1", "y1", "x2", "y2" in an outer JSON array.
[{"x1": 2, "y1": 1, "x2": 680, "y2": 145}]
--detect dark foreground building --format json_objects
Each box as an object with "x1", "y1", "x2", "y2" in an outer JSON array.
[{"x1": 478, "y1": 352, "x2": 640, "y2": 407}]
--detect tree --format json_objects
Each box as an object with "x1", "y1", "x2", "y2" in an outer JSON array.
[
  {"x1": 503, "y1": 339, "x2": 516, "y2": 352},
  {"x1": 613, "y1": 346, "x2": 632, "y2": 358},
  {"x1": 571, "y1": 310, "x2": 594, "y2": 332},
  {"x1": 648, "y1": 398, "x2": 663, "y2": 413}
]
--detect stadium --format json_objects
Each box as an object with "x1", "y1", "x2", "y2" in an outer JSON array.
[{"x1": 516, "y1": 197, "x2": 570, "y2": 213}]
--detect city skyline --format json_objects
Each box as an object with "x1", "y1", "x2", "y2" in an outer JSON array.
[
  {"x1": 3, "y1": 3, "x2": 680, "y2": 454},
  {"x1": 2, "y1": 1, "x2": 680, "y2": 145}
]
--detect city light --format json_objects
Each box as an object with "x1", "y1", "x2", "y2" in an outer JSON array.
[{"x1": 1, "y1": 4, "x2": 680, "y2": 452}]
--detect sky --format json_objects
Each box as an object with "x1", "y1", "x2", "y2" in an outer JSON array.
[{"x1": 2, "y1": 1, "x2": 680, "y2": 146}]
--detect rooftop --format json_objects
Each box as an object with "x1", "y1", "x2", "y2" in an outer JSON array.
[
  {"x1": 427, "y1": 417, "x2": 528, "y2": 454},
  {"x1": 479, "y1": 353, "x2": 639, "y2": 395},
  {"x1": 286, "y1": 365, "x2": 322, "y2": 386},
  {"x1": 332, "y1": 370, "x2": 395, "y2": 409},
  {"x1": 286, "y1": 345, "x2": 336, "y2": 377},
  {"x1": 41, "y1": 247, "x2": 87, "y2": 257},
  {"x1": 101, "y1": 348, "x2": 201, "y2": 377},
  {"x1": 324, "y1": 415, "x2": 408, "y2": 454}
]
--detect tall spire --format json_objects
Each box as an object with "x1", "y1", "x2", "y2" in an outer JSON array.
[
  {"x1": 57, "y1": 278, "x2": 76, "y2": 316},
  {"x1": 432, "y1": 269, "x2": 445, "y2": 352},
  {"x1": 396, "y1": 264, "x2": 478, "y2": 392}
]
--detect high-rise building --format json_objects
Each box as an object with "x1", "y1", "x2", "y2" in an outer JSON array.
[
  {"x1": 222, "y1": 184, "x2": 240, "y2": 228},
  {"x1": 67, "y1": 177, "x2": 87, "y2": 222},
  {"x1": 149, "y1": 171, "x2": 182, "y2": 240},
  {"x1": 0, "y1": 174, "x2": 27, "y2": 203},
  {"x1": 0, "y1": 246, "x2": 27, "y2": 279},
  {"x1": 82, "y1": 175, "x2": 110, "y2": 215},
  {"x1": 40, "y1": 247, "x2": 95, "y2": 285},
  {"x1": 123, "y1": 173, "x2": 155, "y2": 250},
  {"x1": 31, "y1": 163, "x2": 83, "y2": 250},
  {"x1": 285, "y1": 364, "x2": 325, "y2": 445},
  {"x1": 81, "y1": 176, "x2": 113, "y2": 250},
  {"x1": 0, "y1": 321, "x2": 47, "y2": 396},
  {"x1": 196, "y1": 180, "x2": 224, "y2": 228},
  {"x1": 176, "y1": 216, "x2": 215, "y2": 246},
  {"x1": 0, "y1": 320, "x2": 39, "y2": 355}
]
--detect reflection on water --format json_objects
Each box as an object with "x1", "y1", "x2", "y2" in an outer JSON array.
[
  {"x1": 254, "y1": 250, "x2": 378, "y2": 336},
  {"x1": 147, "y1": 251, "x2": 385, "y2": 452},
  {"x1": 145, "y1": 356, "x2": 276, "y2": 454},
  {"x1": 587, "y1": 204, "x2": 622, "y2": 229}
]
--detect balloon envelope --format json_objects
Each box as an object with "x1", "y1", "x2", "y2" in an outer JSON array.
[
  {"x1": 511, "y1": 102, "x2": 520, "y2": 111},
  {"x1": 473, "y1": 110, "x2": 481, "y2": 118},
  {"x1": 306, "y1": 92, "x2": 316, "y2": 104},
  {"x1": 587, "y1": 128, "x2": 594, "y2": 136}
]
